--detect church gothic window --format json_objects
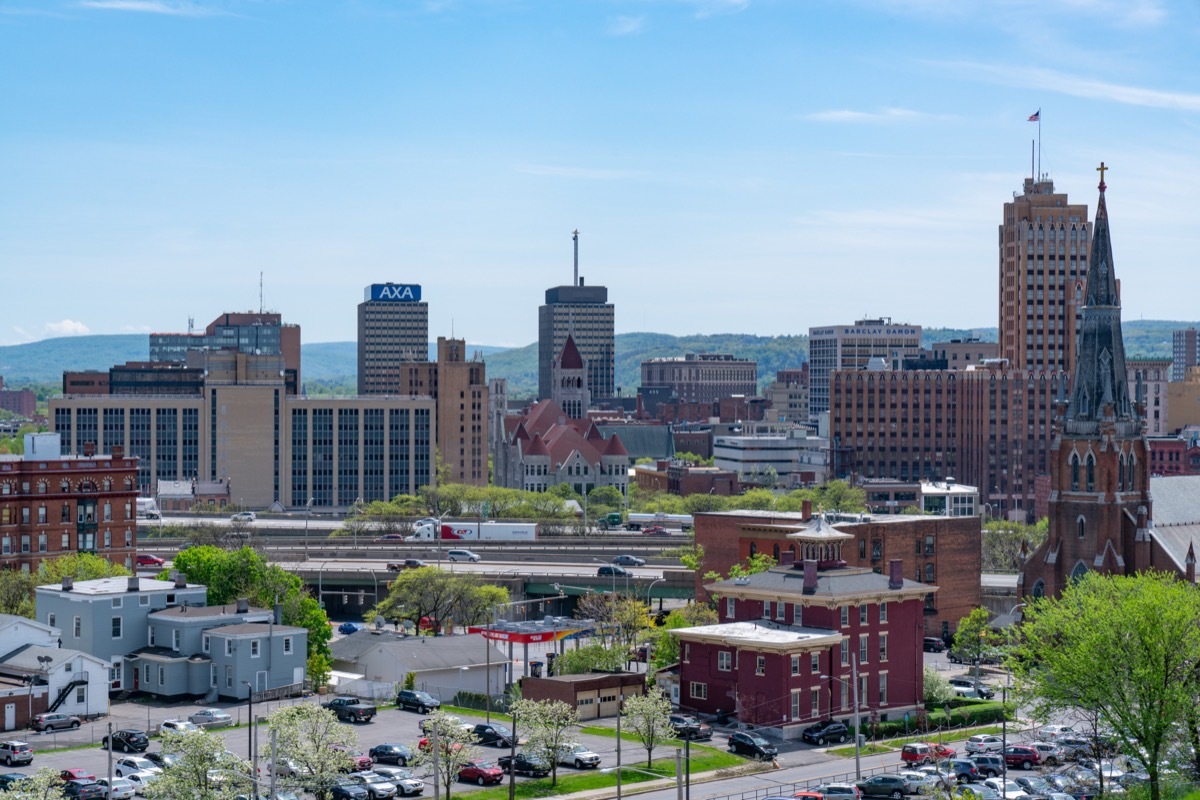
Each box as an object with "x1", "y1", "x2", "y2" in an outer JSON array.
[
  {"x1": 1085, "y1": 455, "x2": 1095, "y2": 492},
  {"x1": 1077, "y1": 516, "x2": 1086, "y2": 539},
  {"x1": 1070, "y1": 562, "x2": 1090, "y2": 582},
  {"x1": 1070, "y1": 453, "x2": 1080, "y2": 491}
]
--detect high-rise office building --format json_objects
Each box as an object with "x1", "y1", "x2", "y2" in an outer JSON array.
[
  {"x1": 808, "y1": 319, "x2": 923, "y2": 418},
  {"x1": 1172, "y1": 328, "x2": 1199, "y2": 383},
  {"x1": 998, "y1": 177, "x2": 1091, "y2": 373},
  {"x1": 640, "y1": 353, "x2": 757, "y2": 405},
  {"x1": 358, "y1": 283, "x2": 429, "y2": 394},
  {"x1": 150, "y1": 312, "x2": 301, "y2": 386},
  {"x1": 538, "y1": 233, "x2": 615, "y2": 401}
]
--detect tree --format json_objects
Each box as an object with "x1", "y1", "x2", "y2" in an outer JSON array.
[
  {"x1": 923, "y1": 665, "x2": 956, "y2": 706},
  {"x1": 703, "y1": 552, "x2": 776, "y2": 584},
  {"x1": 413, "y1": 711, "x2": 482, "y2": 800},
  {"x1": 266, "y1": 703, "x2": 358, "y2": 800},
  {"x1": 307, "y1": 651, "x2": 332, "y2": 688},
  {"x1": 510, "y1": 698, "x2": 580, "y2": 787},
  {"x1": 650, "y1": 604, "x2": 719, "y2": 671},
  {"x1": 982, "y1": 518, "x2": 1048, "y2": 572},
  {"x1": 37, "y1": 552, "x2": 129, "y2": 584},
  {"x1": 574, "y1": 592, "x2": 650, "y2": 651},
  {"x1": 952, "y1": 607, "x2": 997, "y2": 679},
  {"x1": 0, "y1": 570, "x2": 36, "y2": 618},
  {"x1": 554, "y1": 644, "x2": 625, "y2": 675},
  {"x1": 145, "y1": 729, "x2": 252, "y2": 800},
  {"x1": 369, "y1": 568, "x2": 508, "y2": 635},
  {"x1": 1010, "y1": 572, "x2": 1200, "y2": 800},
  {"x1": 620, "y1": 691, "x2": 675, "y2": 767},
  {"x1": 0, "y1": 767, "x2": 63, "y2": 800}
]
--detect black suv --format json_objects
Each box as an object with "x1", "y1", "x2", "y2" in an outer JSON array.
[
  {"x1": 727, "y1": 732, "x2": 778, "y2": 760},
  {"x1": 941, "y1": 758, "x2": 981, "y2": 783},
  {"x1": 63, "y1": 780, "x2": 107, "y2": 800},
  {"x1": 103, "y1": 729, "x2": 149, "y2": 753},
  {"x1": 472, "y1": 723, "x2": 516, "y2": 747},
  {"x1": 970, "y1": 754, "x2": 1005, "y2": 778},
  {"x1": 597, "y1": 565, "x2": 628, "y2": 577},
  {"x1": 856, "y1": 775, "x2": 908, "y2": 799},
  {"x1": 801, "y1": 720, "x2": 849, "y2": 746},
  {"x1": 497, "y1": 753, "x2": 550, "y2": 777},
  {"x1": 669, "y1": 714, "x2": 713, "y2": 741},
  {"x1": 0, "y1": 741, "x2": 32, "y2": 767},
  {"x1": 368, "y1": 743, "x2": 413, "y2": 766},
  {"x1": 396, "y1": 690, "x2": 440, "y2": 714}
]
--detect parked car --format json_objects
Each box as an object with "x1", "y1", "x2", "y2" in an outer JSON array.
[
  {"x1": 373, "y1": 534, "x2": 406, "y2": 542},
  {"x1": 902, "y1": 742, "x2": 956, "y2": 764},
  {"x1": 61, "y1": 770, "x2": 96, "y2": 783},
  {"x1": 497, "y1": 753, "x2": 550, "y2": 777},
  {"x1": 728, "y1": 732, "x2": 778, "y2": 760},
  {"x1": 472, "y1": 723, "x2": 516, "y2": 748},
  {"x1": 458, "y1": 761, "x2": 503, "y2": 786},
  {"x1": 970, "y1": 755, "x2": 1006, "y2": 778},
  {"x1": 62, "y1": 780, "x2": 107, "y2": 800},
  {"x1": 367, "y1": 767, "x2": 424, "y2": 796},
  {"x1": 32, "y1": 713, "x2": 81, "y2": 731},
  {"x1": 984, "y1": 778, "x2": 1031, "y2": 799},
  {"x1": 669, "y1": 714, "x2": 712, "y2": 741},
  {"x1": 387, "y1": 560, "x2": 427, "y2": 572},
  {"x1": 0, "y1": 773, "x2": 27, "y2": 789},
  {"x1": 855, "y1": 775, "x2": 908, "y2": 799},
  {"x1": 159, "y1": 719, "x2": 199, "y2": 734},
  {"x1": 135, "y1": 554, "x2": 165, "y2": 567},
  {"x1": 949, "y1": 678, "x2": 996, "y2": 699},
  {"x1": 369, "y1": 744, "x2": 413, "y2": 767},
  {"x1": 97, "y1": 777, "x2": 137, "y2": 800},
  {"x1": 1026, "y1": 742, "x2": 1065, "y2": 766},
  {"x1": 1038, "y1": 726, "x2": 1076, "y2": 741},
  {"x1": 0, "y1": 741, "x2": 31, "y2": 767},
  {"x1": 338, "y1": 622, "x2": 363, "y2": 635},
  {"x1": 953, "y1": 785, "x2": 1001, "y2": 800},
  {"x1": 802, "y1": 720, "x2": 850, "y2": 746},
  {"x1": 330, "y1": 784, "x2": 370, "y2": 800},
  {"x1": 557, "y1": 743, "x2": 601, "y2": 769},
  {"x1": 898, "y1": 770, "x2": 943, "y2": 794},
  {"x1": 812, "y1": 784, "x2": 862, "y2": 800},
  {"x1": 142, "y1": 752, "x2": 181, "y2": 770},
  {"x1": 418, "y1": 716, "x2": 464, "y2": 734},
  {"x1": 446, "y1": 549, "x2": 481, "y2": 563},
  {"x1": 188, "y1": 709, "x2": 233, "y2": 726},
  {"x1": 332, "y1": 745, "x2": 374, "y2": 772},
  {"x1": 612, "y1": 554, "x2": 646, "y2": 567},
  {"x1": 104, "y1": 730, "x2": 150, "y2": 753},
  {"x1": 924, "y1": 637, "x2": 948, "y2": 652},
  {"x1": 1003, "y1": 746, "x2": 1043, "y2": 770},
  {"x1": 113, "y1": 757, "x2": 161, "y2": 778},
  {"x1": 323, "y1": 696, "x2": 378, "y2": 723},
  {"x1": 396, "y1": 690, "x2": 441, "y2": 714},
  {"x1": 597, "y1": 565, "x2": 628, "y2": 577},
  {"x1": 967, "y1": 735, "x2": 1006, "y2": 754},
  {"x1": 346, "y1": 771, "x2": 400, "y2": 799},
  {"x1": 231, "y1": 511, "x2": 256, "y2": 522},
  {"x1": 941, "y1": 758, "x2": 983, "y2": 783}
]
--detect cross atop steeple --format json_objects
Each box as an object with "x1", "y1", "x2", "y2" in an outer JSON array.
[{"x1": 1096, "y1": 161, "x2": 1108, "y2": 192}]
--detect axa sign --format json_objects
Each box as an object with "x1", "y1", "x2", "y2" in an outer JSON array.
[{"x1": 367, "y1": 283, "x2": 422, "y2": 303}]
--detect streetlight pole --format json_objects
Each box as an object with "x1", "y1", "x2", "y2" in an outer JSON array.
[
  {"x1": 646, "y1": 578, "x2": 665, "y2": 609},
  {"x1": 821, "y1": 655, "x2": 862, "y2": 781},
  {"x1": 616, "y1": 693, "x2": 623, "y2": 800},
  {"x1": 240, "y1": 680, "x2": 255, "y2": 768},
  {"x1": 1001, "y1": 602, "x2": 1025, "y2": 782},
  {"x1": 303, "y1": 497, "x2": 312, "y2": 556}
]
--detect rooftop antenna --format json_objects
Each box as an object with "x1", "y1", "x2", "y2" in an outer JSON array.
[
  {"x1": 187, "y1": 316, "x2": 194, "y2": 335},
  {"x1": 259, "y1": 272, "x2": 264, "y2": 313},
  {"x1": 572, "y1": 229, "x2": 580, "y2": 287}
]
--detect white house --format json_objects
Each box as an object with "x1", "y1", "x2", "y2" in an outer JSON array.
[
  {"x1": 0, "y1": 614, "x2": 109, "y2": 730},
  {"x1": 331, "y1": 632, "x2": 507, "y2": 702}
]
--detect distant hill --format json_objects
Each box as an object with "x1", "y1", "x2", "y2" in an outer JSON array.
[{"x1": 0, "y1": 321, "x2": 1191, "y2": 394}]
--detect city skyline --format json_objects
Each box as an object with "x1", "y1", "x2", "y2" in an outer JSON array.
[{"x1": 2, "y1": 0, "x2": 1198, "y2": 347}]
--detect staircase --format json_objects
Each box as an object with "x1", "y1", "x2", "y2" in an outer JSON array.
[{"x1": 48, "y1": 672, "x2": 90, "y2": 713}]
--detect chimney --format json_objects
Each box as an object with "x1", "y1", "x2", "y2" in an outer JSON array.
[
  {"x1": 236, "y1": 597, "x2": 249, "y2": 614},
  {"x1": 82, "y1": 441, "x2": 96, "y2": 457},
  {"x1": 111, "y1": 444, "x2": 124, "y2": 459},
  {"x1": 127, "y1": 576, "x2": 139, "y2": 593},
  {"x1": 888, "y1": 559, "x2": 904, "y2": 590},
  {"x1": 802, "y1": 500, "x2": 812, "y2": 520},
  {"x1": 174, "y1": 572, "x2": 187, "y2": 589},
  {"x1": 274, "y1": 603, "x2": 283, "y2": 625},
  {"x1": 61, "y1": 576, "x2": 73, "y2": 592},
  {"x1": 802, "y1": 559, "x2": 818, "y2": 594}
]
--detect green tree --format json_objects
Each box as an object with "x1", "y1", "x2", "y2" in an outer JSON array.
[
  {"x1": 554, "y1": 643, "x2": 626, "y2": 675},
  {"x1": 574, "y1": 592, "x2": 650, "y2": 651},
  {"x1": 412, "y1": 711, "x2": 483, "y2": 800},
  {"x1": 620, "y1": 691, "x2": 675, "y2": 767},
  {"x1": 1011, "y1": 572, "x2": 1200, "y2": 800},
  {"x1": 0, "y1": 767, "x2": 63, "y2": 800},
  {"x1": 682, "y1": 493, "x2": 726, "y2": 514},
  {"x1": 982, "y1": 518, "x2": 1048, "y2": 572},
  {"x1": 650, "y1": 604, "x2": 719, "y2": 671},
  {"x1": 145, "y1": 729, "x2": 252, "y2": 800},
  {"x1": 704, "y1": 552, "x2": 776, "y2": 584},
  {"x1": 0, "y1": 570, "x2": 37, "y2": 618},
  {"x1": 37, "y1": 553, "x2": 129, "y2": 584},
  {"x1": 923, "y1": 665, "x2": 956, "y2": 706},
  {"x1": 266, "y1": 703, "x2": 357, "y2": 800},
  {"x1": 510, "y1": 698, "x2": 580, "y2": 787},
  {"x1": 307, "y1": 651, "x2": 332, "y2": 688},
  {"x1": 952, "y1": 606, "x2": 997, "y2": 680},
  {"x1": 369, "y1": 568, "x2": 508, "y2": 635},
  {"x1": 729, "y1": 488, "x2": 776, "y2": 511}
]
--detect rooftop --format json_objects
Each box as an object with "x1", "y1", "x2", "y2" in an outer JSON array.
[{"x1": 35, "y1": 577, "x2": 200, "y2": 596}]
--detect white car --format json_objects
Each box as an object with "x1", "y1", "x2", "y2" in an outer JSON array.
[
  {"x1": 114, "y1": 757, "x2": 162, "y2": 778},
  {"x1": 897, "y1": 770, "x2": 941, "y2": 794},
  {"x1": 160, "y1": 719, "x2": 200, "y2": 733},
  {"x1": 189, "y1": 708, "x2": 234, "y2": 726},
  {"x1": 966, "y1": 734, "x2": 1006, "y2": 754},
  {"x1": 446, "y1": 549, "x2": 481, "y2": 563},
  {"x1": 348, "y1": 771, "x2": 400, "y2": 798},
  {"x1": 1027, "y1": 741, "x2": 1066, "y2": 765},
  {"x1": 557, "y1": 742, "x2": 601, "y2": 768},
  {"x1": 371, "y1": 766, "x2": 425, "y2": 796},
  {"x1": 97, "y1": 777, "x2": 136, "y2": 799},
  {"x1": 122, "y1": 770, "x2": 158, "y2": 795},
  {"x1": 231, "y1": 511, "x2": 256, "y2": 522},
  {"x1": 983, "y1": 778, "x2": 1031, "y2": 799},
  {"x1": 1039, "y1": 725, "x2": 1075, "y2": 741}
]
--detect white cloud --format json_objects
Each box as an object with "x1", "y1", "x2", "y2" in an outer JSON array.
[
  {"x1": 606, "y1": 15, "x2": 645, "y2": 36},
  {"x1": 800, "y1": 107, "x2": 939, "y2": 123},
  {"x1": 513, "y1": 163, "x2": 645, "y2": 180},
  {"x1": 44, "y1": 320, "x2": 91, "y2": 337},
  {"x1": 945, "y1": 62, "x2": 1200, "y2": 112},
  {"x1": 77, "y1": 0, "x2": 225, "y2": 17}
]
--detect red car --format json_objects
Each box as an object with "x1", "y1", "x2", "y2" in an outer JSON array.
[
  {"x1": 331, "y1": 744, "x2": 372, "y2": 772},
  {"x1": 642, "y1": 525, "x2": 669, "y2": 536},
  {"x1": 458, "y1": 760, "x2": 504, "y2": 786},
  {"x1": 61, "y1": 769, "x2": 97, "y2": 783},
  {"x1": 135, "y1": 554, "x2": 165, "y2": 567}
]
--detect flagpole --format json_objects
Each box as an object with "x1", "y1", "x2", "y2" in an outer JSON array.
[
  {"x1": 1031, "y1": 140, "x2": 1035, "y2": 183},
  {"x1": 1037, "y1": 114, "x2": 1042, "y2": 180}
]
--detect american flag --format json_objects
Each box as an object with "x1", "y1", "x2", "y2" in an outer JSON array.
[{"x1": 1028, "y1": 110, "x2": 1040, "y2": 122}]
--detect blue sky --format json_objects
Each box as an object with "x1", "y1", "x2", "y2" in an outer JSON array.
[{"x1": 2, "y1": 0, "x2": 1198, "y2": 348}]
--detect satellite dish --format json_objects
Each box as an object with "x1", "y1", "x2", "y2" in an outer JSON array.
[{"x1": 374, "y1": 616, "x2": 385, "y2": 630}]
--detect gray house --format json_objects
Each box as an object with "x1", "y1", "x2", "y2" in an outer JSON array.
[
  {"x1": 35, "y1": 575, "x2": 306, "y2": 700},
  {"x1": 331, "y1": 632, "x2": 505, "y2": 699}
]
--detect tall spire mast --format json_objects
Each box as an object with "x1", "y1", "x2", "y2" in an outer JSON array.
[{"x1": 572, "y1": 229, "x2": 580, "y2": 287}]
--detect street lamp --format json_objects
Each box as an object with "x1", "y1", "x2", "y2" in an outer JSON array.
[
  {"x1": 646, "y1": 578, "x2": 665, "y2": 610},
  {"x1": 240, "y1": 680, "x2": 255, "y2": 768},
  {"x1": 303, "y1": 497, "x2": 313, "y2": 557},
  {"x1": 820, "y1": 654, "x2": 862, "y2": 780}
]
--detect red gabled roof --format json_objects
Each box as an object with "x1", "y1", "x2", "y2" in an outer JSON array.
[
  {"x1": 512, "y1": 421, "x2": 530, "y2": 443},
  {"x1": 602, "y1": 434, "x2": 629, "y2": 457},
  {"x1": 524, "y1": 434, "x2": 550, "y2": 457},
  {"x1": 584, "y1": 421, "x2": 604, "y2": 442},
  {"x1": 558, "y1": 335, "x2": 585, "y2": 370}
]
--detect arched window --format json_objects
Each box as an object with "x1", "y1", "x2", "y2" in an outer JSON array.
[
  {"x1": 1117, "y1": 455, "x2": 1125, "y2": 491},
  {"x1": 1031, "y1": 580, "x2": 1045, "y2": 599},
  {"x1": 1070, "y1": 561, "x2": 1090, "y2": 582},
  {"x1": 1070, "y1": 453, "x2": 1080, "y2": 491},
  {"x1": 1128, "y1": 456, "x2": 1137, "y2": 491},
  {"x1": 1077, "y1": 516, "x2": 1086, "y2": 539},
  {"x1": 749, "y1": 542, "x2": 757, "y2": 556},
  {"x1": 1085, "y1": 455, "x2": 1095, "y2": 492},
  {"x1": 772, "y1": 544, "x2": 780, "y2": 560}
]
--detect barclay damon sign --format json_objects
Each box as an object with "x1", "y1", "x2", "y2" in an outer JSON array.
[{"x1": 366, "y1": 284, "x2": 422, "y2": 302}]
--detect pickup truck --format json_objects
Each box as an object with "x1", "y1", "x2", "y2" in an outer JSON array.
[{"x1": 322, "y1": 696, "x2": 377, "y2": 723}]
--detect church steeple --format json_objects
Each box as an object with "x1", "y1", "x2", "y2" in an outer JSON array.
[{"x1": 1065, "y1": 164, "x2": 1134, "y2": 425}]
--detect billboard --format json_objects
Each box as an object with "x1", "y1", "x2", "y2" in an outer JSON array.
[{"x1": 365, "y1": 284, "x2": 422, "y2": 303}]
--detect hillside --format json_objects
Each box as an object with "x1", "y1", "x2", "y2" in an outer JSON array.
[{"x1": 0, "y1": 321, "x2": 1191, "y2": 396}]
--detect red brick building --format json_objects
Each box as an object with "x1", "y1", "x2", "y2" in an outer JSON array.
[
  {"x1": 1147, "y1": 435, "x2": 1200, "y2": 477},
  {"x1": 0, "y1": 434, "x2": 139, "y2": 572},
  {"x1": 672, "y1": 552, "x2": 929, "y2": 739},
  {"x1": 0, "y1": 377, "x2": 36, "y2": 418},
  {"x1": 694, "y1": 509, "x2": 979, "y2": 642}
]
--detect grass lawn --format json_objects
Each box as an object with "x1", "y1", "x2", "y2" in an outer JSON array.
[{"x1": 464, "y1": 748, "x2": 749, "y2": 800}]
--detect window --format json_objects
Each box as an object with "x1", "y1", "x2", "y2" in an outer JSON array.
[
  {"x1": 924, "y1": 535, "x2": 935, "y2": 555},
  {"x1": 858, "y1": 674, "x2": 868, "y2": 706},
  {"x1": 879, "y1": 602, "x2": 888, "y2": 623},
  {"x1": 871, "y1": 539, "x2": 882, "y2": 559},
  {"x1": 840, "y1": 680, "x2": 849, "y2": 710},
  {"x1": 859, "y1": 604, "x2": 868, "y2": 624},
  {"x1": 148, "y1": 627, "x2": 155, "y2": 646},
  {"x1": 840, "y1": 639, "x2": 849, "y2": 665},
  {"x1": 859, "y1": 634, "x2": 869, "y2": 664},
  {"x1": 112, "y1": 597, "x2": 122, "y2": 609},
  {"x1": 283, "y1": 637, "x2": 293, "y2": 655},
  {"x1": 879, "y1": 673, "x2": 888, "y2": 705},
  {"x1": 210, "y1": 665, "x2": 217, "y2": 687},
  {"x1": 717, "y1": 651, "x2": 732, "y2": 672},
  {"x1": 37, "y1": 507, "x2": 46, "y2": 524},
  {"x1": 139, "y1": 595, "x2": 148, "y2": 606},
  {"x1": 840, "y1": 605, "x2": 849, "y2": 627},
  {"x1": 755, "y1": 655, "x2": 766, "y2": 675},
  {"x1": 879, "y1": 633, "x2": 889, "y2": 662},
  {"x1": 225, "y1": 639, "x2": 232, "y2": 657},
  {"x1": 791, "y1": 655, "x2": 800, "y2": 676},
  {"x1": 172, "y1": 630, "x2": 180, "y2": 651},
  {"x1": 777, "y1": 601, "x2": 786, "y2": 620},
  {"x1": 1077, "y1": 517, "x2": 1086, "y2": 539},
  {"x1": 924, "y1": 563, "x2": 935, "y2": 582},
  {"x1": 794, "y1": 604, "x2": 802, "y2": 626},
  {"x1": 144, "y1": 664, "x2": 150, "y2": 684},
  {"x1": 225, "y1": 665, "x2": 233, "y2": 689},
  {"x1": 791, "y1": 690, "x2": 801, "y2": 721},
  {"x1": 202, "y1": 635, "x2": 210, "y2": 653},
  {"x1": 811, "y1": 687, "x2": 820, "y2": 718},
  {"x1": 47, "y1": 613, "x2": 55, "y2": 628},
  {"x1": 112, "y1": 617, "x2": 122, "y2": 638},
  {"x1": 73, "y1": 617, "x2": 81, "y2": 637},
  {"x1": 158, "y1": 667, "x2": 165, "y2": 685},
  {"x1": 683, "y1": 643, "x2": 690, "y2": 663},
  {"x1": 689, "y1": 682, "x2": 707, "y2": 700},
  {"x1": 762, "y1": 600, "x2": 772, "y2": 619},
  {"x1": 251, "y1": 640, "x2": 261, "y2": 658},
  {"x1": 726, "y1": 597, "x2": 735, "y2": 618},
  {"x1": 810, "y1": 652, "x2": 820, "y2": 673}
]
